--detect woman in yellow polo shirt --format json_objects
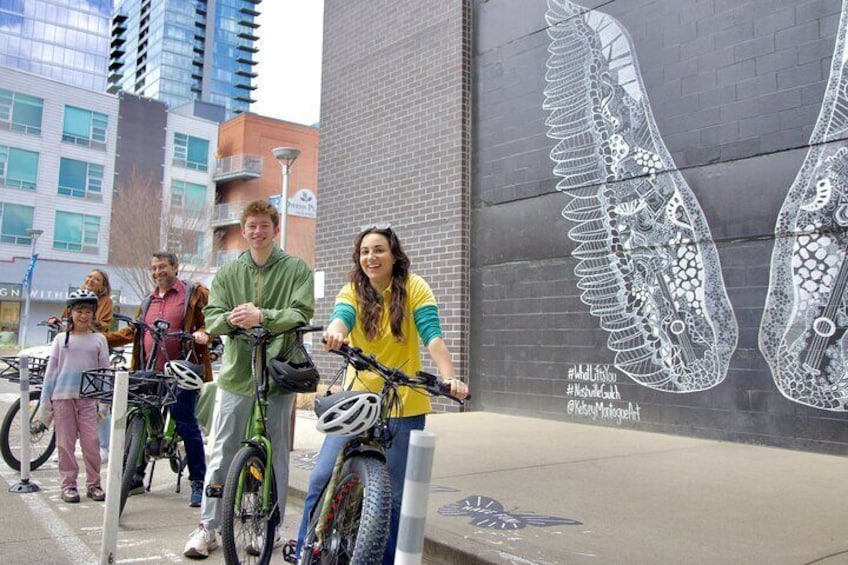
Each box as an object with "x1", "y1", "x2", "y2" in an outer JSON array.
[{"x1": 294, "y1": 225, "x2": 468, "y2": 564}]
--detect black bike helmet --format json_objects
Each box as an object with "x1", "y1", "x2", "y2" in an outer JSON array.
[
  {"x1": 66, "y1": 288, "x2": 99, "y2": 309},
  {"x1": 269, "y1": 355, "x2": 320, "y2": 393}
]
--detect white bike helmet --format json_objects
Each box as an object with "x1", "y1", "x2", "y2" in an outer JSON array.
[
  {"x1": 66, "y1": 288, "x2": 99, "y2": 309},
  {"x1": 164, "y1": 360, "x2": 205, "y2": 391},
  {"x1": 314, "y1": 391, "x2": 381, "y2": 437}
]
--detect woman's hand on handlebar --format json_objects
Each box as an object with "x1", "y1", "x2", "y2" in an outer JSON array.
[
  {"x1": 442, "y1": 377, "x2": 469, "y2": 400},
  {"x1": 322, "y1": 329, "x2": 347, "y2": 352},
  {"x1": 192, "y1": 330, "x2": 209, "y2": 345}
]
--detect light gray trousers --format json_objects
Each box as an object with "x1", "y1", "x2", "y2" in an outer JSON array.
[{"x1": 199, "y1": 387, "x2": 294, "y2": 530}]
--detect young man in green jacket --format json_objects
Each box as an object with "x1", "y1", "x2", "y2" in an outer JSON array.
[{"x1": 184, "y1": 200, "x2": 314, "y2": 559}]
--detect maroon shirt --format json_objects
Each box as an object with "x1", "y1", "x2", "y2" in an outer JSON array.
[{"x1": 143, "y1": 278, "x2": 187, "y2": 371}]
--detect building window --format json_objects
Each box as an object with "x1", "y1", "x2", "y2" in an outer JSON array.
[
  {"x1": 54, "y1": 211, "x2": 100, "y2": 253},
  {"x1": 0, "y1": 202, "x2": 34, "y2": 245},
  {"x1": 171, "y1": 180, "x2": 206, "y2": 212},
  {"x1": 0, "y1": 89, "x2": 43, "y2": 135},
  {"x1": 58, "y1": 158, "x2": 104, "y2": 200},
  {"x1": 0, "y1": 146, "x2": 38, "y2": 190},
  {"x1": 62, "y1": 105, "x2": 108, "y2": 149},
  {"x1": 168, "y1": 228, "x2": 204, "y2": 265},
  {"x1": 173, "y1": 133, "x2": 209, "y2": 171}
]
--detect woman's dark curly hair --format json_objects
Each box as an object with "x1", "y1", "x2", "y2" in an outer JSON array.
[{"x1": 350, "y1": 226, "x2": 410, "y2": 341}]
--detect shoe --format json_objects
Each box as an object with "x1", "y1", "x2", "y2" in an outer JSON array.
[
  {"x1": 86, "y1": 485, "x2": 106, "y2": 501},
  {"x1": 184, "y1": 523, "x2": 218, "y2": 559},
  {"x1": 282, "y1": 539, "x2": 297, "y2": 564},
  {"x1": 61, "y1": 487, "x2": 80, "y2": 503},
  {"x1": 128, "y1": 476, "x2": 145, "y2": 496},
  {"x1": 100, "y1": 447, "x2": 109, "y2": 462},
  {"x1": 189, "y1": 480, "x2": 203, "y2": 507},
  {"x1": 246, "y1": 528, "x2": 282, "y2": 556}
]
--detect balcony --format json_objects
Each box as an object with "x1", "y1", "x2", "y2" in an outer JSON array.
[
  {"x1": 212, "y1": 202, "x2": 248, "y2": 228},
  {"x1": 213, "y1": 154, "x2": 262, "y2": 183}
]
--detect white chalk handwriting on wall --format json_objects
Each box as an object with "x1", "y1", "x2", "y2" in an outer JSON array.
[
  {"x1": 565, "y1": 364, "x2": 641, "y2": 424},
  {"x1": 543, "y1": 0, "x2": 738, "y2": 393}
]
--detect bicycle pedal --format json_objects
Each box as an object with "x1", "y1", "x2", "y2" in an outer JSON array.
[{"x1": 205, "y1": 483, "x2": 223, "y2": 498}]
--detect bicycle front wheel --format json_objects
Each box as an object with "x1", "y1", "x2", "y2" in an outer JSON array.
[
  {"x1": 0, "y1": 390, "x2": 55, "y2": 472},
  {"x1": 221, "y1": 445, "x2": 279, "y2": 565},
  {"x1": 119, "y1": 413, "x2": 145, "y2": 516},
  {"x1": 302, "y1": 455, "x2": 392, "y2": 565}
]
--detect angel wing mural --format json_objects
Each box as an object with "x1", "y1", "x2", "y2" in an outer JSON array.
[
  {"x1": 759, "y1": 0, "x2": 848, "y2": 411},
  {"x1": 543, "y1": 0, "x2": 738, "y2": 392}
]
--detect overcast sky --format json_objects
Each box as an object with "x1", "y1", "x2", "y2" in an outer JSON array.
[{"x1": 251, "y1": 1, "x2": 324, "y2": 126}]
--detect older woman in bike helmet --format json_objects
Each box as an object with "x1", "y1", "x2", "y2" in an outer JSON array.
[{"x1": 294, "y1": 225, "x2": 469, "y2": 564}]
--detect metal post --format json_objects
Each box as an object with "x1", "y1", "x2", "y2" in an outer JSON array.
[
  {"x1": 101, "y1": 370, "x2": 129, "y2": 564},
  {"x1": 18, "y1": 229, "x2": 43, "y2": 347},
  {"x1": 9, "y1": 355, "x2": 40, "y2": 493},
  {"x1": 395, "y1": 430, "x2": 437, "y2": 565},
  {"x1": 272, "y1": 147, "x2": 300, "y2": 251}
]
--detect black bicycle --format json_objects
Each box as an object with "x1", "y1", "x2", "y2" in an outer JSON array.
[{"x1": 300, "y1": 344, "x2": 469, "y2": 565}]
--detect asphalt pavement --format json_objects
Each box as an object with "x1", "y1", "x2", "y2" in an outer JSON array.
[{"x1": 0, "y1": 382, "x2": 846, "y2": 564}]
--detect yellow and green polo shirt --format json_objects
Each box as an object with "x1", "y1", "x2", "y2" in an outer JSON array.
[{"x1": 331, "y1": 273, "x2": 442, "y2": 417}]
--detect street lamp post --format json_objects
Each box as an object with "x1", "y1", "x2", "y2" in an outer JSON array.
[
  {"x1": 19, "y1": 228, "x2": 44, "y2": 347},
  {"x1": 272, "y1": 146, "x2": 301, "y2": 250}
]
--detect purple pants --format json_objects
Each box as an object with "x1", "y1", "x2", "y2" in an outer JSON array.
[{"x1": 53, "y1": 398, "x2": 101, "y2": 491}]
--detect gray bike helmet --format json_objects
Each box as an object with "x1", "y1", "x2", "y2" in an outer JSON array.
[
  {"x1": 164, "y1": 360, "x2": 205, "y2": 391},
  {"x1": 314, "y1": 391, "x2": 381, "y2": 437}
]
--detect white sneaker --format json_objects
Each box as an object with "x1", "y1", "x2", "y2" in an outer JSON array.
[
  {"x1": 246, "y1": 528, "x2": 282, "y2": 556},
  {"x1": 100, "y1": 448, "x2": 109, "y2": 462},
  {"x1": 184, "y1": 523, "x2": 218, "y2": 559}
]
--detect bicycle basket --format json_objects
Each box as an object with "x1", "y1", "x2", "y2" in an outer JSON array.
[
  {"x1": 80, "y1": 368, "x2": 178, "y2": 407},
  {"x1": 269, "y1": 341, "x2": 320, "y2": 393},
  {"x1": 0, "y1": 355, "x2": 48, "y2": 385}
]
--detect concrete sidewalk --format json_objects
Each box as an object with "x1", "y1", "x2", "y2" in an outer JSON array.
[{"x1": 289, "y1": 410, "x2": 848, "y2": 565}]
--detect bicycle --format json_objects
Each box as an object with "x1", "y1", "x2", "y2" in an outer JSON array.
[
  {"x1": 219, "y1": 324, "x2": 322, "y2": 565},
  {"x1": 299, "y1": 343, "x2": 469, "y2": 565},
  {"x1": 81, "y1": 313, "x2": 198, "y2": 515},
  {"x1": 0, "y1": 320, "x2": 59, "y2": 471}
]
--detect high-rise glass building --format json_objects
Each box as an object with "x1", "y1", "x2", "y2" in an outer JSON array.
[
  {"x1": 109, "y1": 0, "x2": 260, "y2": 118},
  {"x1": 0, "y1": 0, "x2": 112, "y2": 91}
]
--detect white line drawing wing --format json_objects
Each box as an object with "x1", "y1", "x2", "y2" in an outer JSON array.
[
  {"x1": 543, "y1": 0, "x2": 738, "y2": 392},
  {"x1": 759, "y1": 0, "x2": 848, "y2": 411}
]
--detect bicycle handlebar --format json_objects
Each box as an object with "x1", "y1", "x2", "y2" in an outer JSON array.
[
  {"x1": 228, "y1": 324, "x2": 324, "y2": 344},
  {"x1": 114, "y1": 314, "x2": 195, "y2": 343},
  {"x1": 328, "y1": 343, "x2": 470, "y2": 405}
]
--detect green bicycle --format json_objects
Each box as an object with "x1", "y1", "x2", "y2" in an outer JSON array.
[{"x1": 219, "y1": 324, "x2": 322, "y2": 565}]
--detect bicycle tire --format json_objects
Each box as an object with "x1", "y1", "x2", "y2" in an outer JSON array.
[
  {"x1": 0, "y1": 390, "x2": 55, "y2": 472},
  {"x1": 119, "y1": 413, "x2": 145, "y2": 515},
  {"x1": 221, "y1": 445, "x2": 279, "y2": 565},
  {"x1": 301, "y1": 455, "x2": 392, "y2": 565}
]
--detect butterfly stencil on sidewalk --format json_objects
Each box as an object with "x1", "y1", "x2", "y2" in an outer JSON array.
[{"x1": 438, "y1": 495, "x2": 581, "y2": 530}]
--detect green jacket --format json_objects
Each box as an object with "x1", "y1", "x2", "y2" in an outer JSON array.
[{"x1": 205, "y1": 246, "x2": 314, "y2": 396}]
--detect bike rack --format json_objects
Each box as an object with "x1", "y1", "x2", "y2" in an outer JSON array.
[
  {"x1": 80, "y1": 368, "x2": 178, "y2": 408},
  {"x1": 0, "y1": 356, "x2": 47, "y2": 385}
]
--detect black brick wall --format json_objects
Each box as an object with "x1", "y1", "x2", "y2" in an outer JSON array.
[{"x1": 472, "y1": 0, "x2": 848, "y2": 454}]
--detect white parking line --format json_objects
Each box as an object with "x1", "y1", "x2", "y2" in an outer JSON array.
[{"x1": 0, "y1": 466, "x2": 99, "y2": 564}]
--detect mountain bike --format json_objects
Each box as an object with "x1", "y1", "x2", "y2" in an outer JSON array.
[
  {"x1": 219, "y1": 324, "x2": 322, "y2": 565},
  {"x1": 0, "y1": 320, "x2": 59, "y2": 471},
  {"x1": 81, "y1": 313, "x2": 197, "y2": 515},
  {"x1": 300, "y1": 343, "x2": 469, "y2": 565}
]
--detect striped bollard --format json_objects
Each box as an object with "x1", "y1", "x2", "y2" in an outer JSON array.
[
  {"x1": 395, "y1": 430, "x2": 436, "y2": 565},
  {"x1": 100, "y1": 370, "x2": 129, "y2": 565},
  {"x1": 9, "y1": 355, "x2": 40, "y2": 493}
]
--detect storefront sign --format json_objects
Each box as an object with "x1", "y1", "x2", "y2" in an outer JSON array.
[{"x1": 0, "y1": 283, "x2": 23, "y2": 299}]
